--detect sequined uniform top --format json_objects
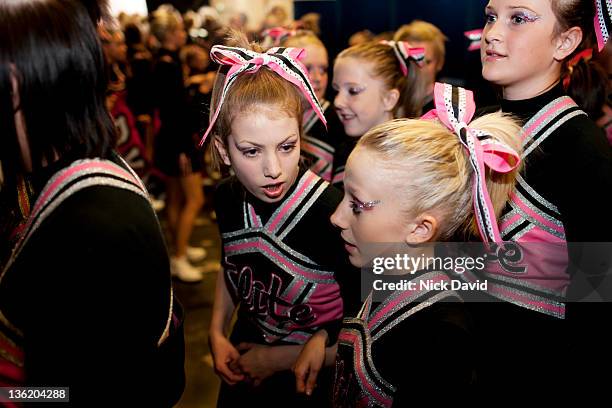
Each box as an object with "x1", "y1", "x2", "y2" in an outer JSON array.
[
  {"x1": 333, "y1": 269, "x2": 474, "y2": 407},
  {"x1": 214, "y1": 168, "x2": 360, "y2": 346}
]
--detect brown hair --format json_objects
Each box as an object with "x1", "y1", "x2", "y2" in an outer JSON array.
[
  {"x1": 394, "y1": 20, "x2": 448, "y2": 69},
  {"x1": 336, "y1": 41, "x2": 427, "y2": 118},
  {"x1": 550, "y1": 0, "x2": 599, "y2": 96},
  {"x1": 208, "y1": 31, "x2": 306, "y2": 169},
  {"x1": 282, "y1": 30, "x2": 326, "y2": 50},
  {"x1": 358, "y1": 112, "x2": 523, "y2": 240}
]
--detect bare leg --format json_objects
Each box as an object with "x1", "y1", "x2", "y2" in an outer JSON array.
[
  {"x1": 165, "y1": 177, "x2": 183, "y2": 245},
  {"x1": 174, "y1": 172, "x2": 204, "y2": 258}
]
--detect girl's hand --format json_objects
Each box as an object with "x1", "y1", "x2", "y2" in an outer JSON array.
[
  {"x1": 233, "y1": 343, "x2": 280, "y2": 387},
  {"x1": 293, "y1": 330, "x2": 328, "y2": 396},
  {"x1": 209, "y1": 332, "x2": 245, "y2": 385}
]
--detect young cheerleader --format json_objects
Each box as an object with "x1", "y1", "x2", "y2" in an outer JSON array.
[
  {"x1": 331, "y1": 40, "x2": 427, "y2": 187},
  {"x1": 150, "y1": 7, "x2": 206, "y2": 282},
  {"x1": 394, "y1": 20, "x2": 448, "y2": 112},
  {"x1": 282, "y1": 30, "x2": 345, "y2": 182},
  {"x1": 475, "y1": 0, "x2": 612, "y2": 385},
  {"x1": 293, "y1": 83, "x2": 523, "y2": 402},
  {"x1": 201, "y1": 34, "x2": 356, "y2": 406}
]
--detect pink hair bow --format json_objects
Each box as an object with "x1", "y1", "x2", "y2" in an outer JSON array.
[
  {"x1": 379, "y1": 40, "x2": 425, "y2": 76},
  {"x1": 262, "y1": 27, "x2": 296, "y2": 47},
  {"x1": 595, "y1": 0, "x2": 612, "y2": 51},
  {"x1": 199, "y1": 45, "x2": 326, "y2": 146},
  {"x1": 422, "y1": 83, "x2": 521, "y2": 244},
  {"x1": 464, "y1": 29, "x2": 483, "y2": 51}
]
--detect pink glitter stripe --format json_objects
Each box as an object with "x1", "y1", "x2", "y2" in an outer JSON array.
[
  {"x1": 249, "y1": 204, "x2": 261, "y2": 228},
  {"x1": 500, "y1": 212, "x2": 522, "y2": 230},
  {"x1": 488, "y1": 282, "x2": 565, "y2": 316},
  {"x1": 510, "y1": 193, "x2": 564, "y2": 234},
  {"x1": 332, "y1": 171, "x2": 344, "y2": 184},
  {"x1": 367, "y1": 274, "x2": 449, "y2": 329},
  {"x1": 225, "y1": 240, "x2": 329, "y2": 281},
  {"x1": 31, "y1": 161, "x2": 135, "y2": 218},
  {"x1": 267, "y1": 171, "x2": 317, "y2": 232},
  {"x1": 523, "y1": 98, "x2": 574, "y2": 138},
  {"x1": 302, "y1": 143, "x2": 334, "y2": 164},
  {"x1": 340, "y1": 331, "x2": 392, "y2": 407}
]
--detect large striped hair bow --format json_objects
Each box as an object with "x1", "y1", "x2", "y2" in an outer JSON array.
[
  {"x1": 595, "y1": 0, "x2": 612, "y2": 51},
  {"x1": 379, "y1": 40, "x2": 425, "y2": 76},
  {"x1": 199, "y1": 45, "x2": 326, "y2": 146},
  {"x1": 422, "y1": 83, "x2": 521, "y2": 244}
]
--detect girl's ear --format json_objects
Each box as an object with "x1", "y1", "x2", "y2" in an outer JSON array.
[
  {"x1": 404, "y1": 213, "x2": 438, "y2": 245},
  {"x1": 214, "y1": 136, "x2": 232, "y2": 166},
  {"x1": 382, "y1": 88, "x2": 400, "y2": 113},
  {"x1": 554, "y1": 26, "x2": 583, "y2": 61}
]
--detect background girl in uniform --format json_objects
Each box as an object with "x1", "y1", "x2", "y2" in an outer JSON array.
[
  {"x1": 330, "y1": 40, "x2": 426, "y2": 187},
  {"x1": 281, "y1": 30, "x2": 345, "y2": 182}
]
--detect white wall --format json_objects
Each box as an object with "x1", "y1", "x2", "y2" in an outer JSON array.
[{"x1": 109, "y1": 0, "x2": 149, "y2": 16}]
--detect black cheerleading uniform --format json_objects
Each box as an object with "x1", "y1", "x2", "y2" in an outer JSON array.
[
  {"x1": 333, "y1": 269, "x2": 474, "y2": 407},
  {"x1": 214, "y1": 167, "x2": 360, "y2": 407},
  {"x1": 467, "y1": 82, "x2": 612, "y2": 388},
  {"x1": 153, "y1": 48, "x2": 203, "y2": 177},
  {"x1": 0, "y1": 152, "x2": 184, "y2": 406},
  {"x1": 300, "y1": 101, "x2": 344, "y2": 183}
]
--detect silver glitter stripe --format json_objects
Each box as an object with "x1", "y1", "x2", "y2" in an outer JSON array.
[
  {"x1": 523, "y1": 110, "x2": 586, "y2": 157},
  {"x1": 509, "y1": 222, "x2": 535, "y2": 241},
  {"x1": 223, "y1": 231, "x2": 322, "y2": 267},
  {"x1": 243, "y1": 201, "x2": 249, "y2": 229},
  {"x1": 1, "y1": 177, "x2": 147, "y2": 284},
  {"x1": 521, "y1": 97, "x2": 574, "y2": 145},
  {"x1": 266, "y1": 170, "x2": 319, "y2": 234},
  {"x1": 280, "y1": 276, "x2": 318, "y2": 304},
  {"x1": 3, "y1": 160, "x2": 146, "y2": 264},
  {"x1": 358, "y1": 292, "x2": 373, "y2": 320},
  {"x1": 500, "y1": 214, "x2": 525, "y2": 238},
  {"x1": 278, "y1": 182, "x2": 328, "y2": 239},
  {"x1": 482, "y1": 269, "x2": 567, "y2": 298},
  {"x1": 340, "y1": 324, "x2": 397, "y2": 396},
  {"x1": 500, "y1": 208, "x2": 517, "y2": 225},
  {"x1": 256, "y1": 316, "x2": 291, "y2": 338},
  {"x1": 371, "y1": 291, "x2": 461, "y2": 342},
  {"x1": 508, "y1": 200, "x2": 566, "y2": 240},
  {"x1": 223, "y1": 244, "x2": 336, "y2": 284},
  {"x1": 246, "y1": 203, "x2": 262, "y2": 228},
  {"x1": 486, "y1": 282, "x2": 565, "y2": 319},
  {"x1": 513, "y1": 188, "x2": 563, "y2": 227},
  {"x1": 368, "y1": 271, "x2": 450, "y2": 332},
  {"x1": 283, "y1": 330, "x2": 314, "y2": 344},
  {"x1": 516, "y1": 174, "x2": 560, "y2": 214}
]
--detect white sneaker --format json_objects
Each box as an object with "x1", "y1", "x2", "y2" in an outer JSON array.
[
  {"x1": 171, "y1": 256, "x2": 203, "y2": 283},
  {"x1": 186, "y1": 246, "x2": 207, "y2": 262}
]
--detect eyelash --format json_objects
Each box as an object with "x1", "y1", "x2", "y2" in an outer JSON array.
[
  {"x1": 349, "y1": 199, "x2": 380, "y2": 214},
  {"x1": 241, "y1": 143, "x2": 296, "y2": 157},
  {"x1": 485, "y1": 11, "x2": 538, "y2": 26}
]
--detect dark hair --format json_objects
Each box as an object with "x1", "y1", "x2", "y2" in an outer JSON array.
[
  {"x1": 566, "y1": 58, "x2": 609, "y2": 118},
  {"x1": 551, "y1": 0, "x2": 599, "y2": 97},
  {"x1": 0, "y1": 0, "x2": 115, "y2": 177}
]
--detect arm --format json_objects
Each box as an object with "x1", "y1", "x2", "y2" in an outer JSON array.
[
  {"x1": 209, "y1": 267, "x2": 244, "y2": 384},
  {"x1": 293, "y1": 330, "x2": 338, "y2": 396}
]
